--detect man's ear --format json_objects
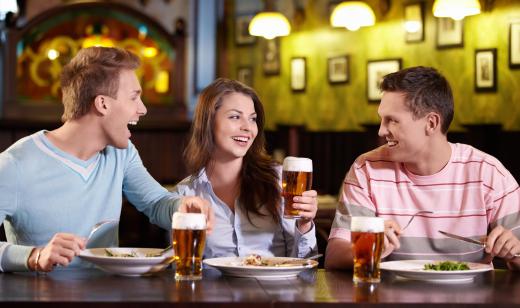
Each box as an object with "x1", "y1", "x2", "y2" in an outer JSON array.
[
  {"x1": 93, "y1": 95, "x2": 109, "y2": 115},
  {"x1": 425, "y1": 112, "x2": 441, "y2": 135}
]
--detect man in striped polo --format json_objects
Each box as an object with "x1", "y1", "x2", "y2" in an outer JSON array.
[{"x1": 325, "y1": 66, "x2": 520, "y2": 270}]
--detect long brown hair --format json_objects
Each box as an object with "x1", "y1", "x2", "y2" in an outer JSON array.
[{"x1": 184, "y1": 78, "x2": 281, "y2": 224}]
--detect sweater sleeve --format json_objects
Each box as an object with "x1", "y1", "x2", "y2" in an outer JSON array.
[
  {"x1": 122, "y1": 142, "x2": 181, "y2": 231},
  {"x1": 0, "y1": 152, "x2": 35, "y2": 272}
]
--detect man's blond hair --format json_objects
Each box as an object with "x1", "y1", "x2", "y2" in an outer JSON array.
[{"x1": 60, "y1": 47, "x2": 140, "y2": 122}]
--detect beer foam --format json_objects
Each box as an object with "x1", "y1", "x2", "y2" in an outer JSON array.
[
  {"x1": 282, "y1": 156, "x2": 313, "y2": 172},
  {"x1": 171, "y1": 212, "x2": 206, "y2": 230},
  {"x1": 350, "y1": 216, "x2": 384, "y2": 232}
]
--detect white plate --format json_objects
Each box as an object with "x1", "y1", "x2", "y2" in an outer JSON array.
[
  {"x1": 380, "y1": 260, "x2": 493, "y2": 283},
  {"x1": 79, "y1": 247, "x2": 173, "y2": 276},
  {"x1": 203, "y1": 257, "x2": 318, "y2": 280}
]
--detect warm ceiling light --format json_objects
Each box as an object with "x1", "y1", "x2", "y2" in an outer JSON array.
[
  {"x1": 249, "y1": 12, "x2": 291, "y2": 39},
  {"x1": 142, "y1": 47, "x2": 158, "y2": 58},
  {"x1": 47, "y1": 49, "x2": 59, "y2": 60},
  {"x1": 433, "y1": 0, "x2": 481, "y2": 20},
  {"x1": 404, "y1": 21, "x2": 421, "y2": 33},
  {"x1": 330, "y1": 1, "x2": 376, "y2": 31}
]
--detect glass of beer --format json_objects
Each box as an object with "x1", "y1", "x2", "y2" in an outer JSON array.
[
  {"x1": 281, "y1": 156, "x2": 313, "y2": 219},
  {"x1": 350, "y1": 216, "x2": 384, "y2": 284},
  {"x1": 171, "y1": 212, "x2": 206, "y2": 281}
]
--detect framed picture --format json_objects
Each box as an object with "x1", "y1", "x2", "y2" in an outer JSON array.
[
  {"x1": 235, "y1": 15, "x2": 256, "y2": 45},
  {"x1": 510, "y1": 22, "x2": 520, "y2": 68},
  {"x1": 328, "y1": 55, "x2": 349, "y2": 84},
  {"x1": 237, "y1": 66, "x2": 253, "y2": 86},
  {"x1": 436, "y1": 18, "x2": 464, "y2": 49},
  {"x1": 263, "y1": 38, "x2": 280, "y2": 75},
  {"x1": 291, "y1": 57, "x2": 306, "y2": 92},
  {"x1": 404, "y1": 3, "x2": 424, "y2": 43},
  {"x1": 367, "y1": 59, "x2": 402, "y2": 102},
  {"x1": 475, "y1": 48, "x2": 497, "y2": 92}
]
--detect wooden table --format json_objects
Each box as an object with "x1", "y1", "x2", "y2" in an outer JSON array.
[{"x1": 2, "y1": 268, "x2": 520, "y2": 307}]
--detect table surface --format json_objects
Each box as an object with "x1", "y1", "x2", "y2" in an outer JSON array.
[{"x1": 2, "y1": 267, "x2": 520, "y2": 307}]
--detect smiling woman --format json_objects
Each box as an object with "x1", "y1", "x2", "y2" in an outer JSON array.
[{"x1": 169, "y1": 78, "x2": 318, "y2": 260}]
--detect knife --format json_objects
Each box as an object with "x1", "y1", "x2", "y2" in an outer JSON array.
[
  {"x1": 438, "y1": 230, "x2": 485, "y2": 247},
  {"x1": 439, "y1": 230, "x2": 520, "y2": 257}
]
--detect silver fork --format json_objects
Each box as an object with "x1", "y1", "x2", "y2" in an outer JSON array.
[
  {"x1": 86, "y1": 220, "x2": 118, "y2": 244},
  {"x1": 401, "y1": 210, "x2": 433, "y2": 231}
]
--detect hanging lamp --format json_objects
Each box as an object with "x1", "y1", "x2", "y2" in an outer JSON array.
[
  {"x1": 433, "y1": 0, "x2": 481, "y2": 20},
  {"x1": 330, "y1": 1, "x2": 376, "y2": 31},
  {"x1": 249, "y1": 11, "x2": 291, "y2": 39}
]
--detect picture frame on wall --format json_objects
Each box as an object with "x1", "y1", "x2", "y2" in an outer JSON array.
[
  {"x1": 291, "y1": 57, "x2": 306, "y2": 92},
  {"x1": 436, "y1": 18, "x2": 464, "y2": 49},
  {"x1": 367, "y1": 59, "x2": 402, "y2": 102},
  {"x1": 404, "y1": 3, "x2": 424, "y2": 43},
  {"x1": 263, "y1": 38, "x2": 280, "y2": 75},
  {"x1": 475, "y1": 48, "x2": 497, "y2": 92},
  {"x1": 328, "y1": 55, "x2": 349, "y2": 84},
  {"x1": 235, "y1": 15, "x2": 256, "y2": 45},
  {"x1": 237, "y1": 66, "x2": 253, "y2": 86},
  {"x1": 510, "y1": 22, "x2": 520, "y2": 68}
]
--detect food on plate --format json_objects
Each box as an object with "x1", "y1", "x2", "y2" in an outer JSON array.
[
  {"x1": 242, "y1": 254, "x2": 314, "y2": 267},
  {"x1": 423, "y1": 261, "x2": 470, "y2": 271},
  {"x1": 105, "y1": 249, "x2": 137, "y2": 258},
  {"x1": 104, "y1": 248, "x2": 159, "y2": 258},
  {"x1": 244, "y1": 254, "x2": 263, "y2": 265}
]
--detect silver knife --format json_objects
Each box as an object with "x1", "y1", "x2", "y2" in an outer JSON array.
[
  {"x1": 439, "y1": 230, "x2": 520, "y2": 257},
  {"x1": 438, "y1": 230, "x2": 485, "y2": 247}
]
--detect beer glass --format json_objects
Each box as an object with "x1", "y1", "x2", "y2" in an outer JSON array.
[
  {"x1": 281, "y1": 156, "x2": 313, "y2": 219},
  {"x1": 171, "y1": 212, "x2": 206, "y2": 281},
  {"x1": 353, "y1": 282, "x2": 379, "y2": 303},
  {"x1": 350, "y1": 216, "x2": 384, "y2": 284}
]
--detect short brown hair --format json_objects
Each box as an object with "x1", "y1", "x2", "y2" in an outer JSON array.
[
  {"x1": 60, "y1": 47, "x2": 140, "y2": 122},
  {"x1": 381, "y1": 66, "x2": 454, "y2": 134}
]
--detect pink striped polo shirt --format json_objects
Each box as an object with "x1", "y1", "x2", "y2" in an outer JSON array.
[{"x1": 329, "y1": 143, "x2": 520, "y2": 262}]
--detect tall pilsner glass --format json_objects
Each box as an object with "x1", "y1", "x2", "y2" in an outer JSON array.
[
  {"x1": 350, "y1": 216, "x2": 384, "y2": 284},
  {"x1": 282, "y1": 156, "x2": 313, "y2": 219},
  {"x1": 171, "y1": 212, "x2": 206, "y2": 281}
]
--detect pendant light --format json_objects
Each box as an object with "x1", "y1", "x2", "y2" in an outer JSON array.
[
  {"x1": 249, "y1": 12, "x2": 291, "y2": 39},
  {"x1": 433, "y1": 0, "x2": 481, "y2": 20},
  {"x1": 248, "y1": 0, "x2": 291, "y2": 40},
  {"x1": 330, "y1": 1, "x2": 376, "y2": 31}
]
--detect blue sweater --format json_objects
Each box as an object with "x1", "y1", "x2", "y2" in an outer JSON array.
[{"x1": 0, "y1": 131, "x2": 179, "y2": 272}]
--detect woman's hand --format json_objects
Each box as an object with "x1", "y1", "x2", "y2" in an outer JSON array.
[{"x1": 294, "y1": 190, "x2": 318, "y2": 233}]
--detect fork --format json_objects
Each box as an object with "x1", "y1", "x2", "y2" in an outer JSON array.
[
  {"x1": 401, "y1": 210, "x2": 433, "y2": 231},
  {"x1": 86, "y1": 220, "x2": 118, "y2": 244},
  {"x1": 147, "y1": 244, "x2": 173, "y2": 257}
]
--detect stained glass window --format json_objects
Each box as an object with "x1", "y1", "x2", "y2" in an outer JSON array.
[{"x1": 16, "y1": 5, "x2": 176, "y2": 106}]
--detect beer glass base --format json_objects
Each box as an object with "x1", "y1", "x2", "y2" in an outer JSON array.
[
  {"x1": 353, "y1": 277, "x2": 380, "y2": 284},
  {"x1": 175, "y1": 274, "x2": 202, "y2": 281}
]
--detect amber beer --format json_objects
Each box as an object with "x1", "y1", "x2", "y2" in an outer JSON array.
[
  {"x1": 350, "y1": 216, "x2": 385, "y2": 284},
  {"x1": 282, "y1": 157, "x2": 313, "y2": 218},
  {"x1": 171, "y1": 212, "x2": 206, "y2": 281}
]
